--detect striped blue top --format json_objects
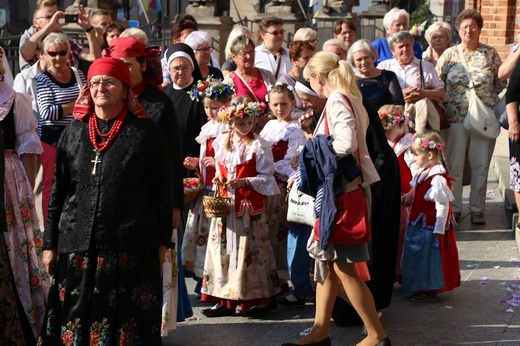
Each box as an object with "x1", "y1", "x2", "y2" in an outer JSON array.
[{"x1": 36, "y1": 68, "x2": 85, "y2": 145}]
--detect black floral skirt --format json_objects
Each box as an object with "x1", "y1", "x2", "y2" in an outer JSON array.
[{"x1": 38, "y1": 248, "x2": 162, "y2": 346}]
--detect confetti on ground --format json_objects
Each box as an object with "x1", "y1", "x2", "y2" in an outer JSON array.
[
  {"x1": 499, "y1": 282, "x2": 507, "y2": 286},
  {"x1": 500, "y1": 283, "x2": 520, "y2": 311},
  {"x1": 487, "y1": 189, "x2": 496, "y2": 195},
  {"x1": 292, "y1": 315, "x2": 300, "y2": 319},
  {"x1": 465, "y1": 264, "x2": 479, "y2": 268},
  {"x1": 480, "y1": 276, "x2": 488, "y2": 284},
  {"x1": 494, "y1": 266, "x2": 502, "y2": 269},
  {"x1": 445, "y1": 305, "x2": 453, "y2": 309},
  {"x1": 299, "y1": 327, "x2": 312, "y2": 337}
]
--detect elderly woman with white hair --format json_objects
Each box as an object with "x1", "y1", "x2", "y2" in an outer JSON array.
[
  {"x1": 322, "y1": 38, "x2": 348, "y2": 60},
  {"x1": 423, "y1": 21, "x2": 452, "y2": 67},
  {"x1": 377, "y1": 31, "x2": 445, "y2": 133},
  {"x1": 348, "y1": 39, "x2": 404, "y2": 111},
  {"x1": 185, "y1": 31, "x2": 223, "y2": 80},
  {"x1": 372, "y1": 7, "x2": 423, "y2": 65}
]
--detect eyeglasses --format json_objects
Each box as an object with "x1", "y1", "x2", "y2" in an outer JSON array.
[
  {"x1": 88, "y1": 80, "x2": 121, "y2": 89},
  {"x1": 35, "y1": 14, "x2": 53, "y2": 20},
  {"x1": 237, "y1": 50, "x2": 255, "y2": 57},
  {"x1": 431, "y1": 34, "x2": 447, "y2": 40},
  {"x1": 265, "y1": 30, "x2": 285, "y2": 36},
  {"x1": 170, "y1": 65, "x2": 191, "y2": 73},
  {"x1": 46, "y1": 50, "x2": 68, "y2": 57},
  {"x1": 306, "y1": 39, "x2": 319, "y2": 45},
  {"x1": 194, "y1": 47, "x2": 213, "y2": 53},
  {"x1": 460, "y1": 25, "x2": 479, "y2": 33}
]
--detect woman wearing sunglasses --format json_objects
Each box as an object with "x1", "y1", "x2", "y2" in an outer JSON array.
[{"x1": 36, "y1": 32, "x2": 85, "y2": 226}]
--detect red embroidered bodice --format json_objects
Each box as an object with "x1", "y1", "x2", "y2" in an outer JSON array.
[
  {"x1": 218, "y1": 153, "x2": 265, "y2": 217},
  {"x1": 409, "y1": 173, "x2": 452, "y2": 227},
  {"x1": 205, "y1": 137, "x2": 216, "y2": 186}
]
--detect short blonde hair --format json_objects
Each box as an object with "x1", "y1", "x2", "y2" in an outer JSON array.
[
  {"x1": 43, "y1": 32, "x2": 70, "y2": 53},
  {"x1": 293, "y1": 27, "x2": 316, "y2": 41},
  {"x1": 303, "y1": 51, "x2": 361, "y2": 100},
  {"x1": 424, "y1": 21, "x2": 452, "y2": 46},
  {"x1": 225, "y1": 25, "x2": 251, "y2": 60},
  {"x1": 120, "y1": 28, "x2": 148, "y2": 44}
]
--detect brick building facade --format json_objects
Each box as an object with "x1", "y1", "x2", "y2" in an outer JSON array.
[{"x1": 468, "y1": 0, "x2": 519, "y2": 58}]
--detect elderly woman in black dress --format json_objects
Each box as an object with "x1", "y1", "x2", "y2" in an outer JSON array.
[
  {"x1": 348, "y1": 39, "x2": 404, "y2": 111},
  {"x1": 40, "y1": 57, "x2": 173, "y2": 345}
]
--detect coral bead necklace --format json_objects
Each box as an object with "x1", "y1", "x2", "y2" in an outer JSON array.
[{"x1": 88, "y1": 107, "x2": 128, "y2": 175}]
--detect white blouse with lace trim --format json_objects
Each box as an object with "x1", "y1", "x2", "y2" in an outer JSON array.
[
  {"x1": 195, "y1": 121, "x2": 228, "y2": 144},
  {"x1": 259, "y1": 119, "x2": 306, "y2": 180},
  {"x1": 213, "y1": 133, "x2": 280, "y2": 196},
  {"x1": 390, "y1": 132, "x2": 419, "y2": 177}
]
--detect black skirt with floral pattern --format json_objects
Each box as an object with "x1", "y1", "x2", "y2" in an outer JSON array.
[{"x1": 38, "y1": 248, "x2": 162, "y2": 346}]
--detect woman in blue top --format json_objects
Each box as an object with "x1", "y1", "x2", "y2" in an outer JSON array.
[{"x1": 372, "y1": 8, "x2": 423, "y2": 65}]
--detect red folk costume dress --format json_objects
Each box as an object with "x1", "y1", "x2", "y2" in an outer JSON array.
[
  {"x1": 259, "y1": 119, "x2": 306, "y2": 272},
  {"x1": 402, "y1": 164, "x2": 461, "y2": 294},
  {"x1": 390, "y1": 132, "x2": 418, "y2": 280},
  {"x1": 182, "y1": 120, "x2": 228, "y2": 278},
  {"x1": 201, "y1": 132, "x2": 281, "y2": 310}
]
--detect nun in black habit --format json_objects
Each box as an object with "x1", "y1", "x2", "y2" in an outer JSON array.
[
  {"x1": 162, "y1": 43, "x2": 207, "y2": 176},
  {"x1": 331, "y1": 98, "x2": 401, "y2": 327}
]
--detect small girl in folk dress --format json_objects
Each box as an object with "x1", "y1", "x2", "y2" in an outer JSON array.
[
  {"x1": 182, "y1": 78, "x2": 234, "y2": 296},
  {"x1": 201, "y1": 96, "x2": 281, "y2": 318},
  {"x1": 402, "y1": 131, "x2": 461, "y2": 302},
  {"x1": 260, "y1": 83, "x2": 306, "y2": 276},
  {"x1": 378, "y1": 104, "x2": 418, "y2": 282}
]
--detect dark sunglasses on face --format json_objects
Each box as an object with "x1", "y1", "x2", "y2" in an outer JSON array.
[
  {"x1": 265, "y1": 30, "x2": 285, "y2": 36},
  {"x1": 47, "y1": 50, "x2": 68, "y2": 57}
]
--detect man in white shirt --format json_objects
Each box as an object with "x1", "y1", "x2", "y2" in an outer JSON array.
[{"x1": 254, "y1": 16, "x2": 292, "y2": 80}]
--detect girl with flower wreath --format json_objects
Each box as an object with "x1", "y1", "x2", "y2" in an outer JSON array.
[
  {"x1": 378, "y1": 104, "x2": 418, "y2": 283},
  {"x1": 401, "y1": 131, "x2": 460, "y2": 302},
  {"x1": 200, "y1": 96, "x2": 281, "y2": 318},
  {"x1": 260, "y1": 83, "x2": 307, "y2": 281},
  {"x1": 182, "y1": 77, "x2": 234, "y2": 297}
]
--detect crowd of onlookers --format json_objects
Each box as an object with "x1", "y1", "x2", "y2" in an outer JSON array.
[{"x1": 1, "y1": 1, "x2": 519, "y2": 345}]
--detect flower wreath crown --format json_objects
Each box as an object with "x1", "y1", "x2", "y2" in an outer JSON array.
[
  {"x1": 299, "y1": 111, "x2": 313, "y2": 124},
  {"x1": 266, "y1": 82, "x2": 295, "y2": 102},
  {"x1": 378, "y1": 110, "x2": 409, "y2": 130},
  {"x1": 218, "y1": 101, "x2": 266, "y2": 122},
  {"x1": 188, "y1": 75, "x2": 236, "y2": 102},
  {"x1": 412, "y1": 134, "x2": 445, "y2": 151}
]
